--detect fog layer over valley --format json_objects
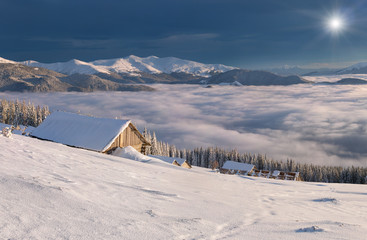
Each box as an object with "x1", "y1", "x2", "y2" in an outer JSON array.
[{"x1": 2, "y1": 84, "x2": 367, "y2": 166}]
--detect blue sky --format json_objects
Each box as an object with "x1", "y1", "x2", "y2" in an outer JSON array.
[{"x1": 1, "y1": 0, "x2": 367, "y2": 68}]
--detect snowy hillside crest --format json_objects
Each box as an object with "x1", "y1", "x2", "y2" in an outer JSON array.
[{"x1": 19, "y1": 55, "x2": 236, "y2": 76}]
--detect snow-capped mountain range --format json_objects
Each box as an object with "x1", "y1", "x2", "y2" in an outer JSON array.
[
  {"x1": 3, "y1": 54, "x2": 367, "y2": 76},
  {"x1": 266, "y1": 62, "x2": 367, "y2": 76},
  {"x1": 266, "y1": 65, "x2": 338, "y2": 76},
  {"x1": 20, "y1": 55, "x2": 236, "y2": 77},
  {"x1": 336, "y1": 62, "x2": 367, "y2": 74}
]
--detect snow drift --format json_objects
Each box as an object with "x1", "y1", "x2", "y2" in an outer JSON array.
[{"x1": 112, "y1": 146, "x2": 149, "y2": 162}]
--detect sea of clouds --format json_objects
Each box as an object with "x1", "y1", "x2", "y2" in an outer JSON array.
[
  {"x1": 303, "y1": 74, "x2": 367, "y2": 83},
  {"x1": 2, "y1": 84, "x2": 367, "y2": 166}
]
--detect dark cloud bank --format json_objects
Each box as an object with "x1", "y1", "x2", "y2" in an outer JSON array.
[
  {"x1": 1, "y1": 0, "x2": 367, "y2": 67},
  {"x1": 2, "y1": 84, "x2": 367, "y2": 166}
]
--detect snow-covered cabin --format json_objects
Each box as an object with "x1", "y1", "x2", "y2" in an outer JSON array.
[
  {"x1": 266, "y1": 170, "x2": 301, "y2": 181},
  {"x1": 172, "y1": 160, "x2": 181, "y2": 166},
  {"x1": 220, "y1": 161, "x2": 256, "y2": 175},
  {"x1": 181, "y1": 160, "x2": 192, "y2": 169},
  {"x1": 30, "y1": 111, "x2": 150, "y2": 154}
]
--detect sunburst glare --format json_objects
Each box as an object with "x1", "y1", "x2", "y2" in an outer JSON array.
[{"x1": 325, "y1": 13, "x2": 347, "y2": 35}]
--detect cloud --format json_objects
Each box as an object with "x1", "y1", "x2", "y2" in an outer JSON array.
[
  {"x1": 303, "y1": 74, "x2": 367, "y2": 83},
  {"x1": 160, "y1": 33, "x2": 219, "y2": 42},
  {"x1": 2, "y1": 84, "x2": 367, "y2": 166},
  {"x1": 301, "y1": 62, "x2": 355, "y2": 69}
]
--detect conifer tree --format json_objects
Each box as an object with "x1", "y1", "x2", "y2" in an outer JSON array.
[
  {"x1": 0, "y1": 98, "x2": 50, "y2": 127},
  {"x1": 150, "y1": 132, "x2": 159, "y2": 155}
]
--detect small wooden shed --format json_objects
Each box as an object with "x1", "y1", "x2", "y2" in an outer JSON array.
[
  {"x1": 104, "y1": 122, "x2": 150, "y2": 154},
  {"x1": 220, "y1": 161, "x2": 256, "y2": 175},
  {"x1": 270, "y1": 170, "x2": 301, "y2": 181},
  {"x1": 30, "y1": 111, "x2": 150, "y2": 154},
  {"x1": 181, "y1": 160, "x2": 192, "y2": 169}
]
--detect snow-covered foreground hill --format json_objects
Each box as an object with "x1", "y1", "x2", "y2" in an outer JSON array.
[{"x1": 1, "y1": 135, "x2": 366, "y2": 239}]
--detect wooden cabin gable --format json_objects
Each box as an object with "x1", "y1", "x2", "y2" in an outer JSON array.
[{"x1": 104, "y1": 123, "x2": 149, "y2": 153}]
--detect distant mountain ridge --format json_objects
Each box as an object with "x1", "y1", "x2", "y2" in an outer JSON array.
[
  {"x1": 205, "y1": 69, "x2": 310, "y2": 86},
  {"x1": 267, "y1": 62, "x2": 367, "y2": 76},
  {"x1": 317, "y1": 78, "x2": 367, "y2": 85},
  {"x1": 20, "y1": 55, "x2": 236, "y2": 77},
  {"x1": 0, "y1": 56, "x2": 314, "y2": 91},
  {"x1": 336, "y1": 62, "x2": 367, "y2": 75},
  {"x1": 7, "y1": 55, "x2": 367, "y2": 90},
  {"x1": 4, "y1": 56, "x2": 367, "y2": 77},
  {"x1": 266, "y1": 66, "x2": 320, "y2": 76},
  {"x1": 0, "y1": 63, "x2": 155, "y2": 92},
  {"x1": 0, "y1": 57, "x2": 16, "y2": 64}
]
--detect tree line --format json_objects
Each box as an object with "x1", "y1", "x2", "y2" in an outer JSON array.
[
  {"x1": 143, "y1": 129, "x2": 367, "y2": 184},
  {"x1": 0, "y1": 99, "x2": 50, "y2": 127}
]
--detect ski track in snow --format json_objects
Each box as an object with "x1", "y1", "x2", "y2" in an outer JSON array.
[{"x1": 1, "y1": 135, "x2": 367, "y2": 239}]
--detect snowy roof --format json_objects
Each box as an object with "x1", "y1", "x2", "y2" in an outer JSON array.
[
  {"x1": 30, "y1": 111, "x2": 131, "y2": 152},
  {"x1": 272, "y1": 170, "x2": 280, "y2": 177},
  {"x1": 221, "y1": 161, "x2": 255, "y2": 172}
]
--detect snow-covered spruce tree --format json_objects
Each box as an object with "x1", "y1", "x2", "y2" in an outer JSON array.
[
  {"x1": 41, "y1": 106, "x2": 50, "y2": 122},
  {"x1": 14, "y1": 100, "x2": 22, "y2": 126},
  {"x1": 142, "y1": 127, "x2": 151, "y2": 155},
  {"x1": 36, "y1": 105, "x2": 42, "y2": 126},
  {"x1": 0, "y1": 99, "x2": 50, "y2": 127},
  {"x1": 7, "y1": 101, "x2": 15, "y2": 125},
  {"x1": 21, "y1": 100, "x2": 28, "y2": 125},
  {"x1": 0, "y1": 99, "x2": 8, "y2": 123},
  {"x1": 150, "y1": 132, "x2": 159, "y2": 155},
  {"x1": 28, "y1": 103, "x2": 38, "y2": 127}
]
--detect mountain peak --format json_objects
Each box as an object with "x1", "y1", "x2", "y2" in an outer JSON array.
[
  {"x1": 146, "y1": 55, "x2": 159, "y2": 59},
  {"x1": 0, "y1": 57, "x2": 16, "y2": 64},
  {"x1": 69, "y1": 59, "x2": 86, "y2": 64},
  {"x1": 126, "y1": 55, "x2": 141, "y2": 60},
  {"x1": 337, "y1": 62, "x2": 367, "y2": 74}
]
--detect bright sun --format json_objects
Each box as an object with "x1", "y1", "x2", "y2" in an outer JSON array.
[
  {"x1": 327, "y1": 16, "x2": 344, "y2": 33},
  {"x1": 329, "y1": 18, "x2": 341, "y2": 29}
]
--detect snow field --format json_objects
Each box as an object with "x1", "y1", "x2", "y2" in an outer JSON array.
[{"x1": 0, "y1": 135, "x2": 367, "y2": 239}]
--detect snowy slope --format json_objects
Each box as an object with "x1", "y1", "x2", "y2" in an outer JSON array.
[
  {"x1": 1, "y1": 134, "x2": 367, "y2": 239},
  {"x1": 21, "y1": 55, "x2": 236, "y2": 77},
  {"x1": 337, "y1": 62, "x2": 367, "y2": 74},
  {"x1": 0, "y1": 57, "x2": 16, "y2": 64},
  {"x1": 22, "y1": 59, "x2": 110, "y2": 75}
]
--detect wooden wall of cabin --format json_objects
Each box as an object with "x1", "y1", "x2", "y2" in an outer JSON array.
[{"x1": 104, "y1": 124, "x2": 144, "y2": 153}]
